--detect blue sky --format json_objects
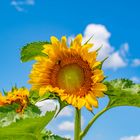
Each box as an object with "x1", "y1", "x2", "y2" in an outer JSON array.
[{"x1": 0, "y1": 0, "x2": 140, "y2": 140}]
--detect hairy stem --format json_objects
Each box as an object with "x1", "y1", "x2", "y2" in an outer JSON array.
[{"x1": 74, "y1": 108, "x2": 81, "y2": 140}]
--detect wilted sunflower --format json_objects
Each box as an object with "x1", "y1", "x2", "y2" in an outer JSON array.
[
  {"x1": 29, "y1": 34, "x2": 107, "y2": 111},
  {"x1": 0, "y1": 88, "x2": 29, "y2": 112}
]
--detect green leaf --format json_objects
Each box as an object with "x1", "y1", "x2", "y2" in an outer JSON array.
[
  {"x1": 0, "y1": 110, "x2": 56, "y2": 140},
  {"x1": 41, "y1": 130, "x2": 70, "y2": 140},
  {"x1": 105, "y1": 79, "x2": 140, "y2": 108},
  {"x1": 20, "y1": 42, "x2": 49, "y2": 62},
  {"x1": 27, "y1": 104, "x2": 41, "y2": 115},
  {"x1": 0, "y1": 132, "x2": 37, "y2": 140},
  {"x1": 29, "y1": 90, "x2": 68, "y2": 117},
  {"x1": 29, "y1": 90, "x2": 52, "y2": 104},
  {"x1": 0, "y1": 103, "x2": 19, "y2": 113},
  {"x1": 29, "y1": 90, "x2": 41, "y2": 104},
  {"x1": 0, "y1": 104, "x2": 41, "y2": 127}
]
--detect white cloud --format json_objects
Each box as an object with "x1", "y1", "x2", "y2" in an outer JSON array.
[
  {"x1": 132, "y1": 59, "x2": 140, "y2": 67},
  {"x1": 58, "y1": 115, "x2": 84, "y2": 131},
  {"x1": 104, "y1": 51, "x2": 127, "y2": 70},
  {"x1": 58, "y1": 107, "x2": 73, "y2": 117},
  {"x1": 82, "y1": 24, "x2": 113, "y2": 60},
  {"x1": 120, "y1": 135, "x2": 140, "y2": 140},
  {"x1": 11, "y1": 0, "x2": 35, "y2": 12},
  {"x1": 131, "y1": 77, "x2": 140, "y2": 83},
  {"x1": 120, "y1": 43, "x2": 129, "y2": 57},
  {"x1": 35, "y1": 100, "x2": 58, "y2": 116},
  {"x1": 58, "y1": 121, "x2": 74, "y2": 131},
  {"x1": 69, "y1": 23, "x2": 128, "y2": 70}
]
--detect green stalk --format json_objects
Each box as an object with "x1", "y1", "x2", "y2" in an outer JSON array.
[
  {"x1": 74, "y1": 108, "x2": 81, "y2": 140},
  {"x1": 80, "y1": 107, "x2": 109, "y2": 139}
]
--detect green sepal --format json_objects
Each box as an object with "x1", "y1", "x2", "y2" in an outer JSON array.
[
  {"x1": 96, "y1": 45, "x2": 103, "y2": 52},
  {"x1": 96, "y1": 57, "x2": 108, "y2": 70},
  {"x1": 2, "y1": 89, "x2": 8, "y2": 96},
  {"x1": 83, "y1": 35, "x2": 94, "y2": 45}
]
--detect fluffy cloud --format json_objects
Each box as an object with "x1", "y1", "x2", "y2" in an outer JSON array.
[
  {"x1": 120, "y1": 135, "x2": 140, "y2": 140},
  {"x1": 104, "y1": 51, "x2": 127, "y2": 69},
  {"x1": 11, "y1": 0, "x2": 35, "y2": 12},
  {"x1": 58, "y1": 115, "x2": 84, "y2": 131},
  {"x1": 131, "y1": 77, "x2": 140, "y2": 83},
  {"x1": 35, "y1": 100, "x2": 58, "y2": 115},
  {"x1": 36, "y1": 101, "x2": 75, "y2": 117},
  {"x1": 69, "y1": 24, "x2": 128, "y2": 70},
  {"x1": 58, "y1": 121, "x2": 74, "y2": 131},
  {"x1": 131, "y1": 59, "x2": 140, "y2": 67}
]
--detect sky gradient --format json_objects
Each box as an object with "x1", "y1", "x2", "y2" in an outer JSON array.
[{"x1": 0, "y1": 0, "x2": 140, "y2": 140}]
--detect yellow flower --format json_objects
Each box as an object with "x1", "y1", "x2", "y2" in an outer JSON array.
[
  {"x1": 29, "y1": 34, "x2": 107, "y2": 111},
  {"x1": 0, "y1": 88, "x2": 29, "y2": 113},
  {"x1": 0, "y1": 93, "x2": 6, "y2": 106}
]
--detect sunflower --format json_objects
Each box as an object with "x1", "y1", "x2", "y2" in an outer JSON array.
[
  {"x1": 29, "y1": 34, "x2": 107, "y2": 111},
  {"x1": 0, "y1": 93, "x2": 6, "y2": 106},
  {"x1": 0, "y1": 88, "x2": 29, "y2": 112}
]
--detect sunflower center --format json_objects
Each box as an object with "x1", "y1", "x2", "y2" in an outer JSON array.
[{"x1": 57, "y1": 64, "x2": 84, "y2": 92}]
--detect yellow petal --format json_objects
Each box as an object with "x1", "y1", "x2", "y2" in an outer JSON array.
[
  {"x1": 67, "y1": 95, "x2": 74, "y2": 104},
  {"x1": 39, "y1": 87, "x2": 46, "y2": 96},
  {"x1": 85, "y1": 51, "x2": 96, "y2": 63},
  {"x1": 91, "y1": 61, "x2": 101, "y2": 68},
  {"x1": 61, "y1": 36, "x2": 67, "y2": 49},
  {"x1": 85, "y1": 102, "x2": 92, "y2": 111},
  {"x1": 74, "y1": 34, "x2": 82, "y2": 44},
  {"x1": 86, "y1": 94, "x2": 98, "y2": 108},
  {"x1": 71, "y1": 95, "x2": 78, "y2": 107},
  {"x1": 92, "y1": 83, "x2": 107, "y2": 92},
  {"x1": 92, "y1": 91, "x2": 105, "y2": 98},
  {"x1": 82, "y1": 43, "x2": 93, "y2": 52},
  {"x1": 51, "y1": 36, "x2": 59, "y2": 44},
  {"x1": 42, "y1": 44, "x2": 56, "y2": 57},
  {"x1": 77, "y1": 97, "x2": 86, "y2": 109},
  {"x1": 61, "y1": 95, "x2": 68, "y2": 101},
  {"x1": 91, "y1": 69, "x2": 104, "y2": 83}
]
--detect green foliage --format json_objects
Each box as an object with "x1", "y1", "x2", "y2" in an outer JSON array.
[
  {"x1": 29, "y1": 90, "x2": 52, "y2": 104},
  {"x1": 29, "y1": 90, "x2": 68, "y2": 117},
  {"x1": 0, "y1": 103, "x2": 19, "y2": 113},
  {"x1": 105, "y1": 79, "x2": 140, "y2": 108},
  {"x1": 0, "y1": 108, "x2": 56, "y2": 140},
  {"x1": 0, "y1": 103, "x2": 41, "y2": 127},
  {"x1": 41, "y1": 130, "x2": 70, "y2": 140},
  {"x1": 0, "y1": 102, "x2": 66, "y2": 140},
  {"x1": 20, "y1": 42, "x2": 49, "y2": 62}
]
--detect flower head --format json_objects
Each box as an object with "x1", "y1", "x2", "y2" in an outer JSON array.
[
  {"x1": 0, "y1": 88, "x2": 29, "y2": 113},
  {"x1": 29, "y1": 34, "x2": 107, "y2": 111},
  {"x1": 0, "y1": 93, "x2": 6, "y2": 106}
]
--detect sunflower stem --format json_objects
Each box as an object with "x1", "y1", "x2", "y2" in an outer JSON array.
[
  {"x1": 80, "y1": 107, "x2": 109, "y2": 139},
  {"x1": 74, "y1": 108, "x2": 81, "y2": 140}
]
